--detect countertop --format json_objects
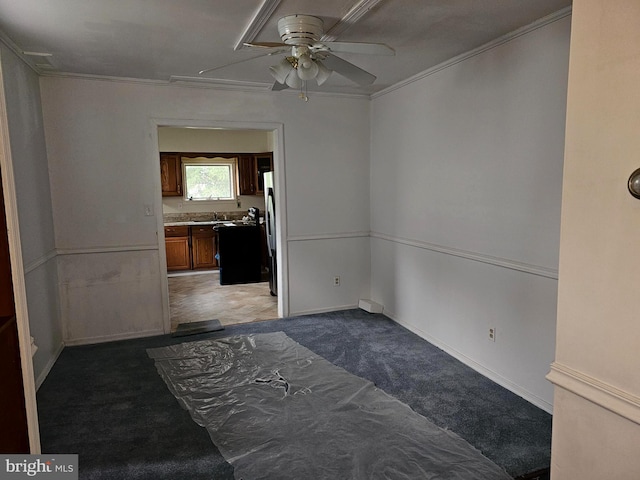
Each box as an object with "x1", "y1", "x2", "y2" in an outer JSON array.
[{"x1": 164, "y1": 220, "x2": 257, "y2": 227}]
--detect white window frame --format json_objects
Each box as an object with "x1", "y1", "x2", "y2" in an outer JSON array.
[{"x1": 182, "y1": 156, "x2": 238, "y2": 202}]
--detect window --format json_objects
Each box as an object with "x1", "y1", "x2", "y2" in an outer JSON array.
[{"x1": 183, "y1": 157, "x2": 237, "y2": 201}]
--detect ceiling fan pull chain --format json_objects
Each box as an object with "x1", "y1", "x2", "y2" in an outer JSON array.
[{"x1": 298, "y1": 81, "x2": 309, "y2": 102}]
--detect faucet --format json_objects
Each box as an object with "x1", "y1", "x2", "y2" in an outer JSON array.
[{"x1": 213, "y1": 212, "x2": 218, "y2": 220}]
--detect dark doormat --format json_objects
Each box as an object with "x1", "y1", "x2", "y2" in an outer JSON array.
[
  {"x1": 172, "y1": 319, "x2": 224, "y2": 337},
  {"x1": 514, "y1": 468, "x2": 550, "y2": 480}
]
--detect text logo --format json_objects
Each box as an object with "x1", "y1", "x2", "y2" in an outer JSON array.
[{"x1": 0, "y1": 455, "x2": 78, "y2": 480}]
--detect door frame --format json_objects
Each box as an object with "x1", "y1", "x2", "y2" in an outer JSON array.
[
  {"x1": 148, "y1": 118, "x2": 288, "y2": 334},
  {"x1": 0, "y1": 59, "x2": 41, "y2": 452}
]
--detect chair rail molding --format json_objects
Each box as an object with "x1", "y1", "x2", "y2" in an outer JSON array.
[
  {"x1": 547, "y1": 362, "x2": 640, "y2": 426},
  {"x1": 370, "y1": 231, "x2": 558, "y2": 279}
]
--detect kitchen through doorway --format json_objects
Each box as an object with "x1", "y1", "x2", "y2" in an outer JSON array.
[
  {"x1": 167, "y1": 270, "x2": 277, "y2": 330},
  {"x1": 158, "y1": 126, "x2": 280, "y2": 331}
]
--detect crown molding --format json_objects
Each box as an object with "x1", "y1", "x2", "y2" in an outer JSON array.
[
  {"x1": 169, "y1": 75, "x2": 270, "y2": 89},
  {"x1": 372, "y1": 5, "x2": 572, "y2": 100},
  {"x1": 0, "y1": 29, "x2": 41, "y2": 75},
  {"x1": 234, "y1": 0, "x2": 282, "y2": 50},
  {"x1": 322, "y1": 0, "x2": 385, "y2": 42},
  {"x1": 42, "y1": 71, "x2": 271, "y2": 93},
  {"x1": 40, "y1": 70, "x2": 370, "y2": 99}
]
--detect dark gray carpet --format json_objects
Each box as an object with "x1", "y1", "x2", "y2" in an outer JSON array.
[{"x1": 36, "y1": 310, "x2": 552, "y2": 479}]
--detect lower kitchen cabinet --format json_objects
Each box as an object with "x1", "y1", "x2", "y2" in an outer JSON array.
[
  {"x1": 191, "y1": 226, "x2": 218, "y2": 269},
  {"x1": 165, "y1": 237, "x2": 191, "y2": 271},
  {"x1": 164, "y1": 225, "x2": 218, "y2": 271}
]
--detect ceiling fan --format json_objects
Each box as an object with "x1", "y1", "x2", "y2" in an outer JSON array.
[{"x1": 199, "y1": 14, "x2": 394, "y2": 96}]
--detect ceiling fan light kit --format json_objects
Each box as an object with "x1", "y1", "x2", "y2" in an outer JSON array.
[
  {"x1": 285, "y1": 68, "x2": 303, "y2": 89},
  {"x1": 315, "y1": 61, "x2": 332, "y2": 86},
  {"x1": 268, "y1": 43, "x2": 331, "y2": 90},
  {"x1": 202, "y1": 13, "x2": 394, "y2": 100},
  {"x1": 268, "y1": 57, "x2": 295, "y2": 84},
  {"x1": 297, "y1": 54, "x2": 319, "y2": 80}
]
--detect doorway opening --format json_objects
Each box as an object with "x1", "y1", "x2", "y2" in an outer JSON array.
[
  {"x1": 156, "y1": 125, "x2": 283, "y2": 331},
  {"x1": 167, "y1": 270, "x2": 277, "y2": 330}
]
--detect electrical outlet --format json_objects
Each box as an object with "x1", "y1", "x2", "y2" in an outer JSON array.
[
  {"x1": 333, "y1": 276, "x2": 340, "y2": 286},
  {"x1": 489, "y1": 327, "x2": 496, "y2": 342},
  {"x1": 144, "y1": 204, "x2": 154, "y2": 216}
]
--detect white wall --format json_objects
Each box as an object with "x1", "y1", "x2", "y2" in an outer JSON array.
[
  {"x1": 548, "y1": 1, "x2": 640, "y2": 477},
  {"x1": 159, "y1": 127, "x2": 271, "y2": 215},
  {"x1": 39, "y1": 79, "x2": 371, "y2": 343},
  {"x1": 369, "y1": 15, "x2": 571, "y2": 410},
  {"x1": 0, "y1": 44, "x2": 62, "y2": 386}
]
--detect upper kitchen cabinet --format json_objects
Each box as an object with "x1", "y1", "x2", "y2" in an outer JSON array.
[
  {"x1": 160, "y1": 153, "x2": 182, "y2": 196},
  {"x1": 255, "y1": 153, "x2": 273, "y2": 195},
  {"x1": 238, "y1": 155, "x2": 255, "y2": 196},
  {"x1": 238, "y1": 153, "x2": 273, "y2": 196}
]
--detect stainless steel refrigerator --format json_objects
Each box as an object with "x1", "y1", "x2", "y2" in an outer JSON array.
[{"x1": 263, "y1": 172, "x2": 277, "y2": 296}]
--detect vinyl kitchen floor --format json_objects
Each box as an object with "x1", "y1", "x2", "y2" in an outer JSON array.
[{"x1": 168, "y1": 271, "x2": 278, "y2": 331}]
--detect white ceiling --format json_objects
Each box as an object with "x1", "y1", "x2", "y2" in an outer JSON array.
[{"x1": 0, "y1": 0, "x2": 571, "y2": 96}]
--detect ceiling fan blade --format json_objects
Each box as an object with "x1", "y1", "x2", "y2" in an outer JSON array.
[
  {"x1": 198, "y1": 50, "x2": 286, "y2": 75},
  {"x1": 315, "y1": 41, "x2": 395, "y2": 56},
  {"x1": 244, "y1": 42, "x2": 288, "y2": 49},
  {"x1": 321, "y1": 55, "x2": 376, "y2": 86},
  {"x1": 271, "y1": 81, "x2": 289, "y2": 91}
]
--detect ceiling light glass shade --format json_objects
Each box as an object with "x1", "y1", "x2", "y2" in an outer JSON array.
[
  {"x1": 315, "y1": 60, "x2": 332, "y2": 85},
  {"x1": 297, "y1": 53, "x2": 318, "y2": 81},
  {"x1": 285, "y1": 69, "x2": 303, "y2": 89},
  {"x1": 269, "y1": 58, "x2": 294, "y2": 84}
]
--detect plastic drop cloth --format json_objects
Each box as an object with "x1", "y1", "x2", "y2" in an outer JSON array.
[{"x1": 147, "y1": 332, "x2": 511, "y2": 480}]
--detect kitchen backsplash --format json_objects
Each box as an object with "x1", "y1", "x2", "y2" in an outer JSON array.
[{"x1": 163, "y1": 211, "x2": 246, "y2": 223}]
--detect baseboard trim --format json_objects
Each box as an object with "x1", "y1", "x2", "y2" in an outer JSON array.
[
  {"x1": 547, "y1": 362, "x2": 640, "y2": 426},
  {"x1": 289, "y1": 304, "x2": 358, "y2": 317},
  {"x1": 385, "y1": 309, "x2": 553, "y2": 414},
  {"x1": 63, "y1": 328, "x2": 165, "y2": 346},
  {"x1": 35, "y1": 340, "x2": 65, "y2": 390}
]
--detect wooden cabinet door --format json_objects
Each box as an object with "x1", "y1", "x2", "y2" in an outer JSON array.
[
  {"x1": 165, "y1": 237, "x2": 191, "y2": 271},
  {"x1": 255, "y1": 153, "x2": 273, "y2": 195},
  {"x1": 192, "y1": 226, "x2": 217, "y2": 269},
  {"x1": 238, "y1": 155, "x2": 256, "y2": 195},
  {"x1": 160, "y1": 153, "x2": 182, "y2": 196}
]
